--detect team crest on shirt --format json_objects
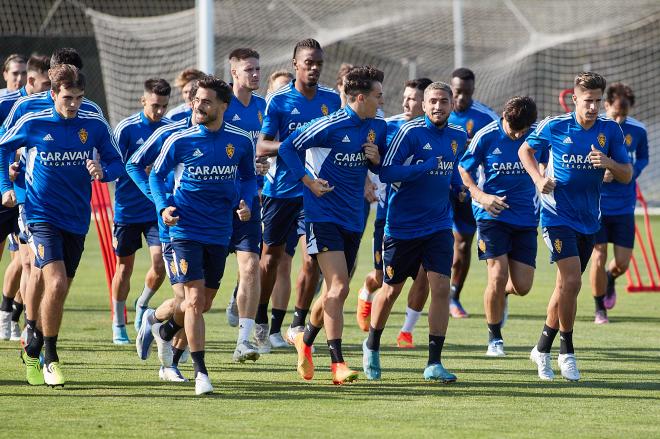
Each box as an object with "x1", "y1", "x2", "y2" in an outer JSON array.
[
  {"x1": 386, "y1": 265, "x2": 394, "y2": 279},
  {"x1": 374, "y1": 250, "x2": 381, "y2": 265},
  {"x1": 179, "y1": 258, "x2": 188, "y2": 275},
  {"x1": 554, "y1": 239, "x2": 562, "y2": 254},
  {"x1": 78, "y1": 128, "x2": 88, "y2": 144},
  {"x1": 226, "y1": 143, "x2": 235, "y2": 159},
  {"x1": 478, "y1": 239, "x2": 486, "y2": 253},
  {"x1": 37, "y1": 244, "x2": 44, "y2": 259},
  {"x1": 257, "y1": 110, "x2": 263, "y2": 124},
  {"x1": 625, "y1": 134, "x2": 632, "y2": 146},
  {"x1": 466, "y1": 119, "x2": 474, "y2": 135},
  {"x1": 367, "y1": 129, "x2": 376, "y2": 143},
  {"x1": 451, "y1": 140, "x2": 458, "y2": 156},
  {"x1": 597, "y1": 133, "x2": 606, "y2": 148},
  {"x1": 321, "y1": 104, "x2": 329, "y2": 116}
]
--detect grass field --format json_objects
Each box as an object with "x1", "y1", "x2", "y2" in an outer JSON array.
[{"x1": 1, "y1": 213, "x2": 659, "y2": 438}]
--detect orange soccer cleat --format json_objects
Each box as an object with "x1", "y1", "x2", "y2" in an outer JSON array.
[
  {"x1": 331, "y1": 362, "x2": 359, "y2": 385},
  {"x1": 356, "y1": 288, "x2": 373, "y2": 332},
  {"x1": 294, "y1": 332, "x2": 314, "y2": 380},
  {"x1": 396, "y1": 331, "x2": 414, "y2": 348}
]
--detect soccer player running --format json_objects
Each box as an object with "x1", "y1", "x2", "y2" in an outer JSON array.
[
  {"x1": 1, "y1": 54, "x2": 27, "y2": 97},
  {"x1": 110, "y1": 78, "x2": 172, "y2": 344},
  {"x1": 356, "y1": 78, "x2": 436, "y2": 351},
  {"x1": 459, "y1": 96, "x2": 539, "y2": 357},
  {"x1": 589, "y1": 83, "x2": 648, "y2": 324},
  {"x1": 520, "y1": 72, "x2": 631, "y2": 381},
  {"x1": 165, "y1": 68, "x2": 205, "y2": 122},
  {"x1": 150, "y1": 76, "x2": 256, "y2": 395},
  {"x1": 0, "y1": 54, "x2": 51, "y2": 341},
  {"x1": 362, "y1": 82, "x2": 465, "y2": 382},
  {"x1": 447, "y1": 67, "x2": 498, "y2": 318},
  {"x1": 0, "y1": 64, "x2": 123, "y2": 386},
  {"x1": 255, "y1": 39, "x2": 341, "y2": 353}
]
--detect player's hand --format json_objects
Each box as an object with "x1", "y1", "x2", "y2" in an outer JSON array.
[
  {"x1": 2, "y1": 190, "x2": 16, "y2": 208},
  {"x1": 535, "y1": 176, "x2": 556, "y2": 194},
  {"x1": 603, "y1": 169, "x2": 614, "y2": 183},
  {"x1": 162, "y1": 206, "x2": 179, "y2": 226},
  {"x1": 480, "y1": 194, "x2": 509, "y2": 217},
  {"x1": 236, "y1": 199, "x2": 251, "y2": 222},
  {"x1": 8, "y1": 162, "x2": 19, "y2": 182},
  {"x1": 86, "y1": 159, "x2": 104, "y2": 180},
  {"x1": 255, "y1": 156, "x2": 270, "y2": 176},
  {"x1": 364, "y1": 180, "x2": 378, "y2": 203},
  {"x1": 363, "y1": 142, "x2": 380, "y2": 165},
  {"x1": 589, "y1": 145, "x2": 612, "y2": 169},
  {"x1": 306, "y1": 178, "x2": 334, "y2": 197}
]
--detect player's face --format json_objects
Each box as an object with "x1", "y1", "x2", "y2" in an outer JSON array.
[
  {"x1": 28, "y1": 71, "x2": 51, "y2": 93},
  {"x1": 3, "y1": 61, "x2": 27, "y2": 91},
  {"x1": 182, "y1": 81, "x2": 196, "y2": 106},
  {"x1": 141, "y1": 92, "x2": 170, "y2": 123},
  {"x1": 293, "y1": 48, "x2": 323, "y2": 87},
  {"x1": 402, "y1": 86, "x2": 424, "y2": 120},
  {"x1": 268, "y1": 75, "x2": 291, "y2": 94},
  {"x1": 423, "y1": 88, "x2": 453, "y2": 127},
  {"x1": 450, "y1": 77, "x2": 474, "y2": 112},
  {"x1": 52, "y1": 86, "x2": 84, "y2": 119},
  {"x1": 233, "y1": 57, "x2": 260, "y2": 91},
  {"x1": 572, "y1": 86, "x2": 602, "y2": 124},
  {"x1": 361, "y1": 81, "x2": 384, "y2": 119},
  {"x1": 604, "y1": 96, "x2": 631, "y2": 120},
  {"x1": 193, "y1": 87, "x2": 227, "y2": 126}
]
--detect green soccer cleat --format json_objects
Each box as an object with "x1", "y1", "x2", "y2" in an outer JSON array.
[
  {"x1": 21, "y1": 350, "x2": 45, "y2": 386},
  {"x1": 43, "y1": 361, "x2": 65, "y2": 387}
]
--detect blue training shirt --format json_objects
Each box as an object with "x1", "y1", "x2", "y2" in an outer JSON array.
[
  {"x1": 0, "y1": 108, "x2": 124, "y2": 235},
  {"x1": 0, "y1": 87, "x2": 29, "y2": 207},
  {"x1": 114, "y1": 112, "x2": 172, "y2": 224},
  {"x1": 260, "y1": 80, "x2": 341, "y2": 199},
  {"x1": 278, "y1": 105, "x2": 387, "y2": 233},
  {"x1": 381, "y1": 116, "x2": 467, "y2": 239},
  {"x1": 150, "y1": 122, "x2": 257, "y2": 246},
  {"x1": 165, "y1": 103, "x2": 191, "y2": 122},
  {"x1": 525, "y1": 112, "x2": 630, "y2": 234},
  {"x1": 460, "y1": 119, "x2": 539, "y2": 227},
  {"x1": 600, "y1": 116, "x2": 649, "y2": 215}
]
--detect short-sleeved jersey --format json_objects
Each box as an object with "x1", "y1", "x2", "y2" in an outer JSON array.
[
  {"x1": 260, "y1": 81, "x2": 341, "y2": 198},
  {"x1": 600, "y1": 116, "x2": 649, "y2": 215},
  {"x1": 460, "y1": 119, "x2": 539, "y2": 227},
  {"x1": 113, "y1": 112, "x2": 172, "y2": 224},
  {"x1": 165, "y1": 103, "x2": 191, "y2": 122},
  {"x1": 226, "y1": 93, "x2": 266, "y2": 190},
  {"x1": 0, "y1": 108, "x2": 124, "y2": 235},
  {"x1": 150, "y1": 122, "x2": 256, "y2": 246},
  {"x1": 0, "y1": 87, "x2": 29, "y2": 208},
  {"x1": 448, "y1": 100, "x2": 499, "y2": 140},
  {"x1": 0, "y1": 87, "x2": 27, "y2": 126},
  {"x1": 278, "y1": 105, "x2": 387, "y2": 233},
  {"x1": 381, "y1": 116, "x2": 468, "y2": 239},
  {"x1": 525, "y1": 113, "x2": 630, "y2": 234}
]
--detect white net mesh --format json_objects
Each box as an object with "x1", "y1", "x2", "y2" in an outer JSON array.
[{"x1": 26, "y1": 0, "x2": 658, "y2": 205}]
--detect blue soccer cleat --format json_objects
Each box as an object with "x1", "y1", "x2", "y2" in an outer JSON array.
[
  {"x1": 362, "y1": 339, "x2": 381, "y2": 380},
  {"x1": 423, "y1": 363, "x2": 457, "y2": 383},
  {"x1": 136, "y1": 308, "x2": 155, "y2": 360},
  {"x1": 112, "y1": 323, "x2": 130, "y2": 345}
]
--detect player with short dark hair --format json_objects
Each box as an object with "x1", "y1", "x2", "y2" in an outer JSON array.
[
  {"x1": 362, "y1": 81, "x2": 465, "y2": 383},
  {"x1": 459, "y1": 96, "x2": 539, "y2": 357},
  {"x1": 109, "y1": 78, "x2": 172, "y2": 344},
  {"x1": 0, "y1": 64, "x2": 123, "y2": 386},
  {"x1": 280, "y1": 65, "x2": 386, "y2": 384},
  {"x1": 520, "y1": 72, "x2": 632, "y2": 381},
  {"x1": 589, "y1": 83, "x2": 648, "y2": 323}
]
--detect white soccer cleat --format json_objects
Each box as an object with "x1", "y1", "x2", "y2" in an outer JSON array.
[
  {"x1": 269, "y1": 332, "x2": 290, "y2": 349},
  {"x1": 159, "y1": 366, "x2": 188, "y2": 382},
  {"x1": 225, "y1": 296, "x2": 239, "y2": 327},
  {"x1": 253, "y1": 323, "x2": 271, "y2": 354},
  {"x1": 10, "y1": 321, "x2": 21, "y2": 341},
  {"x1": 486, "y1": 339, "x2": 506, "y2": 357},
  {"x1": 232, "y1": 340, "x2": 260, "y2": 363},
  {"x1": 286, "y1": 325, "x2": 304, "y2": 345},
  {"x1": 530, "y1": 346, "x2": 554, "y2": 380},
  {"x1": 195, "y1": 372, "x2": 214, "y2": 395},
  {"x1": 151, "y1": 322, "x2": 173, "y2": 367},
  {"x1": 0, "y1": 310, "x2": 12, "y2": 340},
  {"x1": 558, "y1": 353, "x2": 581, "y2": 381}
]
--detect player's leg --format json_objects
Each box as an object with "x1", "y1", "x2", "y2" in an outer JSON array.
[
  {"x1": 501, "y1": 225, "x2": 537, "y2": 328},
  {"x1": 483, "y1": 255, "x2": 508, "y2": 356},
  {"x1": 110, "y1": 223, "x2": 142, "y2": 344},
  {"x1": 397, "y1": 266, "x2": 427, "y2": 348},
  {"x1": 589, "y1": 243, "x2": 609, "y2": 324},
  {"x1": 134, "y1": 223, "x2": 166, "y2": 331},
  {"x1": 0, "y1": 240, "x2": 21, "y2": 340},
  {"x1": 356, "y1": 217, "x2": 385, "y2": 332},
  {"x1": 423, "y1": 270, "x2": 456, "y2": 382},
  {"x1": 269, "y1": 250, "x2": 293, "y2": 347},
  {"x1": 234, "y1": 250, "x2": 261, "y2": 362},
  {"x1": 603, "y1": 214, "x2": 635, "y2": 311},
  {"x1": 449, "y1": 197, "x2": 476, "y2": 318}
]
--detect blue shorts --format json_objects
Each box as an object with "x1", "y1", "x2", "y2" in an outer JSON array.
[
  {"x1": 383, "y1": 229, "x2": 454, "y2": 285},
  {"x1": 7, "y1": 233, "x2": 19, "y2": 252},
  {"x1": 594, "y1": 214, "x2": 635, "y2": 249},
  {"x1": 543, "y1": 226, "x2": 595, "y2": 273},
  {"x1": 284, "y1": 219, "x2": 304, "y2": 257},
  {"x1": 477, "y1": 220, "x2": 537, "y2": 268},
  {"x1": 0, "y1": 207, "x2": 19, "y2": 244},
  {"x1": 451, "y1": 193, "x2": 476, "y2": 235},
  {"x1": 229, "y1": 196, "x2": 262, "y2": 255},
  {"x1": 262, "y1": 195, "x2": 303, "y2": 247},
  {"x1": 161, "y1": 243, "x2": 181, "y2": 285},
  {"x1": 113, "y1": 221, "x2": 160, "y2": 257},
  {"x1": 171, "y1": 239, "x2": 228, "y2": 289},
  {"x1": 306, "y1": 222, "x2": 362, "y2": 274},
  {"x1": 17, "y1": 204, "x2": 29, "y2": 243},
  {"x1": 28, "y1": 223, "x2": 86, "y2": 278},
  {"x1": 373, "y1": 217, "x2": 385, "y2": 270}
]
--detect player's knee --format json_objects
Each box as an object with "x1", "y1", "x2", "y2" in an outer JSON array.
[
  {"x1": 301, "y1": 255, "x2": 317, "y2": 274},
  {"x1": 513, "y1": 280, "x2": 533, "y2": 296},
  {"x1": 488, "y1": 272, "x2": 508, "y2": 293},
  {"x1": 151, "y1": 257, "x2": 165, "y2": 276},
  {"x1": 115, "y1": 262, "x2": 134, "y2": 279},
  {"x1": 185, "y1": 294, "x2": 205, "y2": 314},
  {"x1": 240, "y1": 255, "x2": 260, "y2": 278},
  {"x1": 560, "y1": 276, "x2": 581, "y2": 295},
  {"x1": 326, "y1": 283, "x2": 349, "y2": 301},
  {"x1": 614, "y1": 258, "x2": 630, "y2": 274},
  {"x1": 591, "y1": 246, "x2": 607, "y2": 267},
  {"x1": 260, "y1": 252, "x2": 280, "y2": 273}
]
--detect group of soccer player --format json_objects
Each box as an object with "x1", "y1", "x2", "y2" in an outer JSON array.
[{"x1": 0, "y1": 36, "x2": 648, "y2": 394}]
